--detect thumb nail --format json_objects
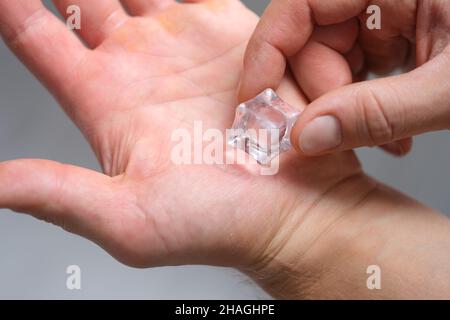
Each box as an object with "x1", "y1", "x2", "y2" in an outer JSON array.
[{"x1": 299, "y1": 115, "x2": 343, "y2": 154}]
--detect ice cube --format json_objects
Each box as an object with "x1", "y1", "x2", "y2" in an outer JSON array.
[{"x1": 228, "y1": 89, "x2": 301, "y2": 165}]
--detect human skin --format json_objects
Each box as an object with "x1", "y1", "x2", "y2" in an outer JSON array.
[
  {"x1": 240, "y1": 0, "x2": 450, "y2": 157},
  {"x1": 0, "y1": 0, "x2": 450, "y2": 299}
]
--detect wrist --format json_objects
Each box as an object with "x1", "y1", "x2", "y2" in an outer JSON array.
[
  {"x1": 242, "y1": 171, "x2": 378, "y2": 299},
  {"x1": 243, "y1": 173, "x2": 450, "y2": 299}
]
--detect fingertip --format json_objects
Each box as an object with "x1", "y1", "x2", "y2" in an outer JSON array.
[
  {"x1": 238, "y1": 31, "x2": 288, "y2": 102},
  {"x1": 400, "y1": 138, "x2": 414, "y2": 154},
  {"x1": 295, "y1": 115, "x2": 344, "y2": 156},
  {"x1": 237, "y1": 67, "x2": 283, "y2": 103},
  {"x1": 381, "y1": 138, "x2": 413, "y2": 157},
  {"x1": 236, "y1": 75, "x2": 253, "y2": 103}
]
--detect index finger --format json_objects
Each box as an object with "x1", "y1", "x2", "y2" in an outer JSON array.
[
  {"x1": 238, "y1": 0, "x2": 367, "y2": 102},
  {"x1": 0, "y1": 0, "x2": 88, "y2": 95}
]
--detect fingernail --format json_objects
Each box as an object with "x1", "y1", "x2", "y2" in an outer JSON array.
[{"x1": 299, "y1": 115, "x2": 343, "y2": 154}]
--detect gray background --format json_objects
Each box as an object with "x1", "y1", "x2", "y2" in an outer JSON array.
[{"x1": 0, "y1": 0, "x2": 449, "y2": 299}]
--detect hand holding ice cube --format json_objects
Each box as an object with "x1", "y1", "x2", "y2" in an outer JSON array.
[
  {"x1": 241, "y1": 0, "x2": 450, "y2": 156},
  {"x1": 1, "y1": 0, "x2": 450, "y2": 299}
]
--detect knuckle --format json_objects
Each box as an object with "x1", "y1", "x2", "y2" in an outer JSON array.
[
  {"x1": 3, "y1": 8, "x2": 47, "y2": 48},
  {"x1": 356, "y1": 85, "x2": 395, "y2": 146}
]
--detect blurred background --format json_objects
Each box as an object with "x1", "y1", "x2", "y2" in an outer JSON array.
[{"x1": 0, "y1": 0, "x2": 449, "y2": 299}]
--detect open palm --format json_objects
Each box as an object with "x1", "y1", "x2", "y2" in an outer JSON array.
[{"x1": 0, "y1": 0, "x2": 365, "y2": 284}]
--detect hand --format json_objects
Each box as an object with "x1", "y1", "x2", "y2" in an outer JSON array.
[
  {"x1": 240, "y1": 0, "x2": 450, "y2": 156},
  {"x1": 0, "y1": 0, "x2": 367, "y2": 295},
  {"x1": 2, "y1": 0, "x2": 450, "y2": 300}
]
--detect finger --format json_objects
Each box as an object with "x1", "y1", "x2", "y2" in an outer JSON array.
[
  {"x1": 292, "y1": 22, "x2": 410, "y2": 156},
  {"x1": 292, "y1": 53, "x2": 450, "y2": 155},
  {"x1": 52, "y1": 0, "x2": 128, "y2": 48},
  {"x1": 0, "y1": 0, "x2": 87, "y2": 91},
  {"x1": 310, "y1": 18, "x2": 359, "y2": 54},
  {"x1": 0, "y1": 159, "x2": 122, "y2": 246},
  {"x1": 121, "y1": 0, "x2": 174, "y2": 16},
  {"x1": 239, "y1": 0, "x2": 368, "y2": 102},
  {"x1": 289, "y1": 19, "x2": 358, "y2": 101},
  {"x1": 380, "y1": 138, "x2": 413, "y2": 157},
  {"x1": 357, "y1": 4, "x2": 414, "y2": 74},
  {"x1": 345, "y1": 43, "x2": 365, "y2": 76},
  {"x1": 290, "y1": 41, "x2": 353, "y2": 101},
  {"x1": 358, "y1": 26, "x2": 410, "y2": 74}
]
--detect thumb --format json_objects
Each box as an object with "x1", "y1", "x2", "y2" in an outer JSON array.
[
  {"x1": 292, "y1": 53, "x2": 450, "y2": 155},
  {"x1": 0, "y1": 159, "x2": 122, "y2": 243}
]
